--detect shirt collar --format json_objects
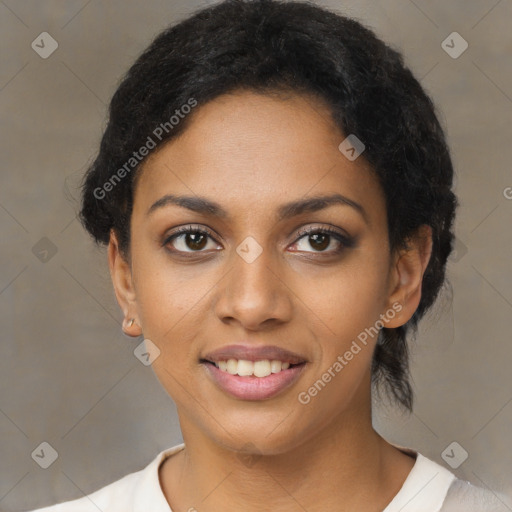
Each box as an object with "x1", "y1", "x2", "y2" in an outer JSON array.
[
  {"x1": 130, "y1": 442, "x2": 455, "y2": 512},
  {"x1": 132, "y1": 443, "x2": 185, "y2": 512},
  {"x1": 383, "y1": 444, "x2": 456, "y2": 512}
]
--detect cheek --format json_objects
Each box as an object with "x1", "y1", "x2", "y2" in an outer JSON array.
[
  {"x1": 294, "y1": 253, "x2": 390, "y2": 401},
  {"x1": 303, "y1": 251, "x2": 390, "y2": 345},
  {"x1": 130, "y1": 249, "x2": 212, "y2": 370},
  {"x1": 133, "y1": 260, "x2": 207, "y2": 409},
  {"x1": 132, "y1": 242, "x2": 216, "y2": 335}
]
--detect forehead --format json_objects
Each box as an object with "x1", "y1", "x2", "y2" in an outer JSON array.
[{"x1": 133, "y1": 90, "x2": 384, "y2": 220}]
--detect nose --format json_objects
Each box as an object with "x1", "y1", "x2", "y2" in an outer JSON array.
[{"x1": 213, "y1": 241, "x2": 293, "y2": 330}]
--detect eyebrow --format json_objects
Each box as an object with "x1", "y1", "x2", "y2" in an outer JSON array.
[{"x1": 147, "y1": 193, "x2": 368, "y2": 224}]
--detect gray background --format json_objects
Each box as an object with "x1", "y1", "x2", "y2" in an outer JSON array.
[{"x1": 1, "y1": 0, "x2": 511, "y2": 510}]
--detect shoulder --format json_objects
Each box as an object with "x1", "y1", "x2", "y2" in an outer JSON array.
[
  {"x1": 440, "y1": 478, "x2": 509, "y2": 512},
  {"x1": 385, "y1": 445, "x2": 507, "y2": 512},
  {"x1": 24, "y1": 443, "x2": 185, "y2": 512},
  {"x1": 27, "y1": 471, "x2": 142, "y2": 512},
  {"x1": 384, "y1": 450, "x2": 457, "y2": 511}
]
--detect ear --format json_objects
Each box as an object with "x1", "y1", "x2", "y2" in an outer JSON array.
[
  {"x1": 384, "y1": 225, "x2": 433, "y2": 328},
  {"x1": 108, "y1": 230, "x2": 142, "y2": 337}
]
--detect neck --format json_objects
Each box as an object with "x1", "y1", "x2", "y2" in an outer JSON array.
[{"x1": 160, "y1": 385, "x2": 415, "y2": 511}]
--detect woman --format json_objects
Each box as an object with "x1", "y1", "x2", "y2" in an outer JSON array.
[{"x1": 26, "y1": 0, "x2": 505, "y2": 510}]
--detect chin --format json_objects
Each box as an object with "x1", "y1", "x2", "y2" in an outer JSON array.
[{"x1": 202, "y1": 408, "x2": 323, "y2": 458}]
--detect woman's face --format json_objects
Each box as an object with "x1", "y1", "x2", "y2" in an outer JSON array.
[{"x1": 112, "y1": 90, "x2": 417, "y2": 455}]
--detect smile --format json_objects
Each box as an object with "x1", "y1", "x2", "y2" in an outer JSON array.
[
  {"x1": 213, "y1": 359, "x2": 293, "y2": 377},
  {"x1": 202, "y1": 359, "x2": 306, "y2": 400}
]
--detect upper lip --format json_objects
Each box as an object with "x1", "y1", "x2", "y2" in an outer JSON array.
[{"x1": 202, "y1": 344, "x2": 307, "y2": 364}]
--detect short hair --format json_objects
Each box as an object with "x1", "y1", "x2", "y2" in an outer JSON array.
[{"x1": 80, "y1": 0, "x2": 457, "y2": 411}]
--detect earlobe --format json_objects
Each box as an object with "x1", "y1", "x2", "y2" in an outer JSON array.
[
  {"x1": 384, "y1": 225, "x2": 433, "y2": 328},
  {"x1": 108, "y1": 230, "x2": 142, "y2": 337},
  {"x1": 121, "y1": 316, "x2": 141, "y2": 337}
]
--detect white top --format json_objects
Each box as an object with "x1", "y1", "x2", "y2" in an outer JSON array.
[{"x1": 25, "y1": 443, "x2": 506, "y2": 512}]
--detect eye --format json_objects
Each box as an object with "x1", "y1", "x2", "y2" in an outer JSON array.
[
  {"x1": 163, "y1": 225, "x2": 221, "y2": 253},
  {"x1": 291, "y1": 225, "x2": 354, "y2": 254}
]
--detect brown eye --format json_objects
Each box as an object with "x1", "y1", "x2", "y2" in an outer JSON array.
[
  {"x1": 164, "y1": 226, "x2": 221, "y2": 254},
  {"x1": 182, "y1": 232, "x2": 208, "y2": 251},
  {"x1": 307, "y1": 233, "x2": 330, "y2": 251},
  {"x1": 291, "y1": 226, "x2": 355, "y2": 254}
]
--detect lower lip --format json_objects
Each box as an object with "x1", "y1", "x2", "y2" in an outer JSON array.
[{"x1": 203, "y1": 362, "x2": 306, "y2": 400}]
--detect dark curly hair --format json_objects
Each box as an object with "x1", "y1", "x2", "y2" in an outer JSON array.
[{"x1": 80, "y1": 0, "x2": 457, "y2": 411}]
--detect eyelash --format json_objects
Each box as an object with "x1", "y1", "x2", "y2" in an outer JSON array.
[
  {"x1": 162, "y1": 224, "x2": 354, "y2": 256},
  {"x1": 294, "y1": 225, "x2": 354, "y2": 253}
]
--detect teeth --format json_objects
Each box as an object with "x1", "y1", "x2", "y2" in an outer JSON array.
[
  {"x1": 237, "y1": 359, "x2": 254, "y2": 376},
  {"x1": 227, "y1": 359, "x2": 238, "y2": 375},
  {"x1": 254, "y1": 360, "x2": 271, "y2": 377},
  {"x1": 270, "y1": 360, "x2": 282, "y2": 373},
  {"x1": 214, "y1": 359, "x2": 295, "y2": 377}
]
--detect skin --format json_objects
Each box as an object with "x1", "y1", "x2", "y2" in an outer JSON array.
[{"x1": 109, "y1": 90, "x2": 432, "y2": 511}]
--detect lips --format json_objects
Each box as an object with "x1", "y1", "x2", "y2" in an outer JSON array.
[
  {"x1": 200, "y1": 344, "x2": 307, "y2": 400},
  {"x1": 202, "y1": 344, "x2": 307, "y2": 365}
]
